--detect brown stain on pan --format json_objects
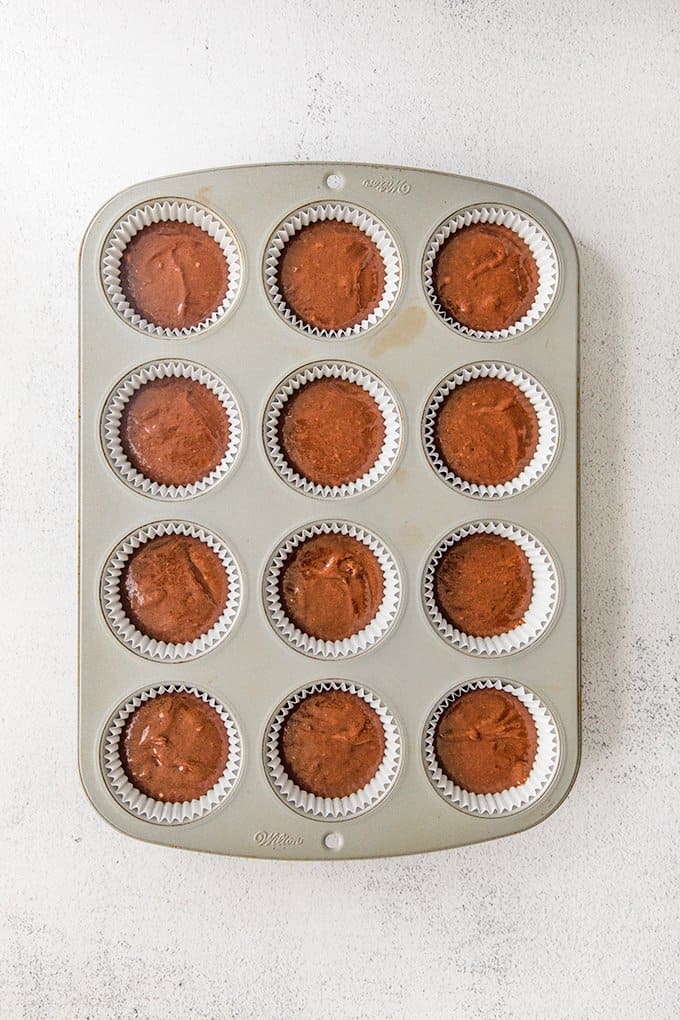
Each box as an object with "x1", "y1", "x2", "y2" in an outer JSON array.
[{"x1": 370, "y1": 305, "x2": 427, "y2": 357}]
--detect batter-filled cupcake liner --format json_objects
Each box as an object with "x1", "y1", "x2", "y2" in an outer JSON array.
[
  {"x1": 102, "y1": 683, "x2": 242, "y2": 824},
  {"x1": 263, "y1": 361, "x2": 403, "y2": 499},
  {"x1": 423, "y1": 678, "x2": 560, "y2": 815},
  {"x1": 101, "y1": 199, "x2": 242, "y2": 338},
  {"x1": 422, "y1": 362, "x2": 560, "y2": 499},
  {"x1": 422, "y1": 520, "x2": 560, "y2": 656},
  {"x1": 101, "y1": 360, "x2": 243, "y2": 500},
  {"x1": 263, "y1": 203, "x2": 401, "y2": 339},
  {"x1": 422, "y1": 206, "x2": 558, "y2": 340},
  {"x1": 265, "y1": 680, "x2": 401, "y2": 819},
  {"x1": 101, "y1": 520, "x2": 243, "y2": 662},
  {"x1": 264, "y1": 520, "x2": 402, "y2": 659}
]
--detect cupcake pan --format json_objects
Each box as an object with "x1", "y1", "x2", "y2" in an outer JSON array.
[{"x1": 79, "y1": 162, "x2": 579, "y2": 859}]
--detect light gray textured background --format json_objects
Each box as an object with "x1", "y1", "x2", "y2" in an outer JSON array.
[{"x1": 1, "y1": 1, "x2": 678, "y2": 1017}]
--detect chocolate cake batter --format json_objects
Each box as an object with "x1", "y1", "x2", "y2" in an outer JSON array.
[
  {"x1": 121, "y1": 534, "x2": 228, "y2": 644},
  {"x1": 277, "y1": 220, "x2": 385, "y2": 331},
  {"x1": 280, "y1": 690, "x2": 385, "y2": 798},
  {"x1": 434, "y1": 533, "x2": 533, "y2": 637},
  {"x1": 434, "y1": 223, "x2": 539, "y2": 332},
  {"x1": 279, "y1": 377, "x2": 385, "y2": 486},
  {"x1": 435, "y1": 377, "x2": 539, "y2": 486},
  {"x1": 280, "y1": 533, "x2": 384, "y2": 642},
  {"x1": 120, "y1": 221, "x2": 228, "y2": 330},
  {"x1": 120, "y1": 692, "x2": 229, "y2": 802},
  {"x1": 435, "y1": 688, "x2": 538, "y2": 794},
  {"x1": 121, "y1": 376, "x2": 230, "y2": 487}
]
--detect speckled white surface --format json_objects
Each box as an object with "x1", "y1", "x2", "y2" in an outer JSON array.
[{"x1": 1, "y1": 1, "x2": 678, "y2": 1017}]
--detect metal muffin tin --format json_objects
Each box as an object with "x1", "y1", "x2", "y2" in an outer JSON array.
[{"x1": 79, "y1": 161, "x2": 580, "y2": 859}]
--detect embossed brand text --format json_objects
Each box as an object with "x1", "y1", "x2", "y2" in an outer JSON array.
[
  {"x1": 361, "y1": 176, "x2": 411, "y2": 196},
  {"x1": 254, "y1": 830, "x2": 304, "y2": 849}
]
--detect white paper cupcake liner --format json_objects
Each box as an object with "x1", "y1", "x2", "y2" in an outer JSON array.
[
  {"x1": 422, "y1": 206, "x2": 558, "y2": 340},
  {"x1": 101, "y1": 520, "x2": 242, "y2": 662},
  {"x1": 101, "y1": 199, "x2": 242, "y2": 338},
  {"x1": 101, "y1": 360, "x2": 243, "y2": 500},
  {"x1": 422, "y1": 362, "x2": 559, "y2": 498},
  {"x1": 423, "y1": 678, "x2": 560, "y2": 815},
  {"x1": 264, "y1": 203, "x2": 401, "y2": 339},
  {"x1": 103, "y1": 683, "x2": 242, "y2": 825},
  {"x1": 263, "y1": 361, "x2": 403, "y2": 499},
  {"x1": 264, "y1": 520, "x2": 402, "y2": 659},
  {"x1": 265, "y1": 680, "x2": 401, "y2": 819},
  {"x1": 422, "y1": 521, "x2": 560, "y2": 656}
]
